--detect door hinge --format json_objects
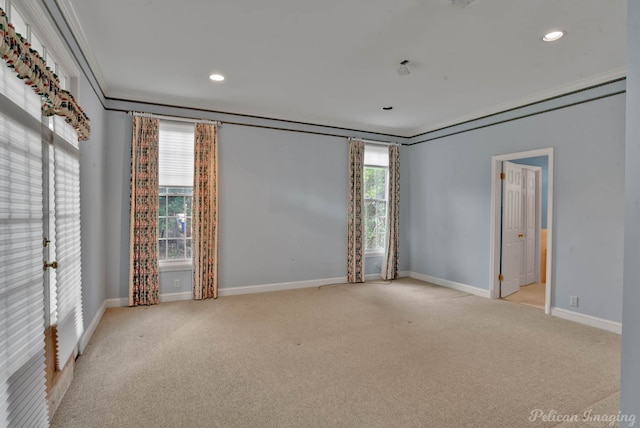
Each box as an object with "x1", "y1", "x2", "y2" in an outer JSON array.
[
  {"x1": 500, "y1": 172, "x2": 505, "y2": 180},
  {"x1": 498, "y1": 274, "x2": 504, "y2": 281}
]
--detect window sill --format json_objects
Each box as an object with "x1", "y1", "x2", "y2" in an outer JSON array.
[
  {"x1": 365, "y1": 251, "x2": 384, "y2": 258},
  {"x1": 159, "y1": 261, "x2": 193, "y2": 272}
]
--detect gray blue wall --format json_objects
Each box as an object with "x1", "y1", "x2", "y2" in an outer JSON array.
[
  {"x1": 103, "y1": 110, "x2": 410, "y2": 298},
  {"x1": 620, "y1": 0, "x2": 640, "y2": 420},
  {"x1": 407, "y1": 88, "x2": 625, "y2": 322},
  {"x1": 78, "y1": 74, "x2": 107, "y2": 330}
]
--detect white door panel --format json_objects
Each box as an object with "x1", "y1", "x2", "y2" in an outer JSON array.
[
  {"x1": 501, "y1": 161, "x2": 523, "y2": 297},
  {"x1": 524, "y1": 169, "x2": 536, "y2": 285}
]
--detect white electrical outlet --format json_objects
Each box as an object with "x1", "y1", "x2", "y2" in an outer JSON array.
[
  {"x1": 570, "y1": 296, "x2": 579, "y2": 307},
  {"x1": 173, "y1": 279, "x2": 180, "y2": 288}
]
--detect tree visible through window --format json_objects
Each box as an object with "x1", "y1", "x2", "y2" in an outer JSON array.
[{"x1": 364, "y1": 165, "x2": 388, "y2": 252}]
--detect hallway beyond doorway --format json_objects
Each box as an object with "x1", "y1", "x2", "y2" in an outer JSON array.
[{"x1": 503, "y1": 282, "x2": 546, "y2": 309}]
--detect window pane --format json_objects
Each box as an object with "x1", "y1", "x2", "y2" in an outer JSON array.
[
  {"x1": 167, "y1": 196, "x2": 185, "y2": 216},
  {"x1": 167, "y1": 239, "x2": 184, "y2": 260},
  {"x1": 186, "y1": 239, "x2": 192, "y2": 259},
  {"x1": 159, "y1": 195, "x2": 167, "y2": 216},
  {"x1": 45, "y1": 53, "x2": 55, "y2": 70},
  {"x1": 58, "y1": 72, "x2": 67, "y2": 91},
  {"x1": 186, "y1": 218, "x2": 192, "y2": 238},
  {"x1": 364, "y1": 167, "x2": 376, "y2": 199},
  {"x1": 185, "y1": 196, "x2": 192, "y2": 215},
  {"x1": 158, "y1": 240, "x2": 167, "y2": 261},
  {"x1": 10, "y1": 6, "x2": 27, "y2": 38},
  {"x1": 30, "y1": 31, "x2": 44, "y2": 57},
  {"x1": 159, "y1": 217, "x2": 167, "y2": 238},
  {"x1": 375, "y1": 169, "x2": 387, "y2": 200}
]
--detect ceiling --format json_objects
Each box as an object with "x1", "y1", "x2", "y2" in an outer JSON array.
[{"x1": 59, "y1": 0, "x2": 626, "y2": 137}]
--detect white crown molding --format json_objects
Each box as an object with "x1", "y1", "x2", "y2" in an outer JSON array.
[
  {"x1": 56, "y1": 0, "x2": 109, "y2": 93},
  {"x1": 410, "y1": 67, "x2": 627, "y2": 137}
]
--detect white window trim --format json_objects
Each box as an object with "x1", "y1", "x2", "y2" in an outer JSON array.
[{"x1": 159, "y1": 260, "x2": 192, "y2": 272}]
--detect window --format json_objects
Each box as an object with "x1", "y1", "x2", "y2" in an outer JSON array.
[
  {"x1": 364, "y1": 145, "x2": 389, "y2": 253},
  {"x1": 158, "y1": 121, "x2": 194, "y2": 263},
  {"x1": 158, "y1": 186, "x2": 192, "y2": 261},
  {"x1": 1, "y1": 1, "x2": 84, "y2": 422}
]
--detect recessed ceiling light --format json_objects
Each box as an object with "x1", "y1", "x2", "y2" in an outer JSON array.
[
  {"x1": 209, "y1": 74, "x2": 225, "y2": 82},
  {"x1": 542, "y1": 31, "x2": 565, "y2": 42},
  {"x1": 382, "y1": 106, "x2": 393, "y2": 111}
]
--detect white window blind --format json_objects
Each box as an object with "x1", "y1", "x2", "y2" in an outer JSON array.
[
  {"x1": 364, "y1": 144, "x2": 389, "y2": 167},
  {"x1": 0, "y1": 64, "x2": 49, "y2": 427},
  {"x1": 53, "y1": 116, "x2": 79, "y2": 148},
  {"x1": 53, "y1": 124, "x2": 83, "y2": 370},
  {"x1": 0, "y1": 58, "x2": 41, "y2": 121},
  {"x1": 159, "y1": 121, "x2": 194, "y2": 187}
]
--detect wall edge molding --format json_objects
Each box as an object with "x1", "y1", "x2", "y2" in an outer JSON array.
[
  {"x1": 551, "y1": 307, "x2": 622, "y2": 334},
  {"x1": 407, "y1": 272, "x2": 491, "y2": 298},
  {"x1": 78, "y1": 300, "x2": 106, "y2": 353}
]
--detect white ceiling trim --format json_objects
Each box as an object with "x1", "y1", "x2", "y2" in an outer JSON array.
[
  {"x1": 103, "y1": 89, "x2": 413, "y2": 137},
  {"x1": 410, "y1": 67, "x2": 627, "y2": 137},
  {"x1": 56, "y1": 0, "x2": 109, "y2": 95}
]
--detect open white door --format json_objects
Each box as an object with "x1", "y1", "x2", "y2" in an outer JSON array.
[
  {"x1": 524, "y1": 168, "x2": 537, "y2": 285},
  {"x1": 501, "y1": 161, "x2": 524, "y2": 297}
]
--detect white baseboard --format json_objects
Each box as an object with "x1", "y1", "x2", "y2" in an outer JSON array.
[
  {"x1": 160, "y1": 291, "x2": 192, "y2": 302},
  {"x1": 550, "y1": 307, "x2": 622, "y2": 335},
  {"x1": 78, "y1": 300, "x2": 106, "y2": 354},
  {"x1": 105, "y1": 297, "x2": 128, "y2": 308},
  {"x1": 407, "y1": 272, "x2": 491, "y2": 298},
  {"x1": 364, "y1": 270, "x2": 411, "y2": 281},
  {"x1": 218, "y1": 276, "x2": 348, "y2": 296},
  {"x1": 102, "y1": 272, "x2": 414, "y2": 310}
]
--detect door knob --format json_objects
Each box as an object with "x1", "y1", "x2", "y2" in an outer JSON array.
[
  {"x1": 518, "y1": 233, "x2": 524, "y2": 238},
  {"x1": 43, "y1": 261, "x2": 58, "y2": 270}
]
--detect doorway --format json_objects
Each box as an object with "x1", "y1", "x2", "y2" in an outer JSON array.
[{"x1": 489, "y1": 148, "x2": 554, "y2": 314}]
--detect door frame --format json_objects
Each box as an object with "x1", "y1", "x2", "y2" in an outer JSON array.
[{"x1": 489, "y1": 148, "x2": 554, "y2": 314}]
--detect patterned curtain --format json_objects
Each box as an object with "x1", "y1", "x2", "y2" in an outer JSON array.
[
  {"x1": 381, "y1": 145, "x2": 400, "y2": 280},
  {"x1": 129, "y1": 117, "x2": 160, "y2": 306},
  {"x1": 192, "y1": 123, "x2": 219, "y2": 299},
  {"x1": 347, "y1": 138, "x2": 365, "y2": 283}
]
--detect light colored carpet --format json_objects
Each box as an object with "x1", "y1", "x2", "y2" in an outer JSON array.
[
  {"x1": 504, "y1": 282, "x2": 546, "y2": 310},
  {"x1": 52, "y1": 278, "x2": 621, "y2": 428}
]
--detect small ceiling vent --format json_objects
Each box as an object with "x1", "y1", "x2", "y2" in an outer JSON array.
[{"x1": 450, "y1": 0, "x2": 475, "y2": 7}]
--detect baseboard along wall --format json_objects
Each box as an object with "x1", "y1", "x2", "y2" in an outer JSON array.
[{"x1": 83, "y1": 271, "x2": 620, "y2": 356}]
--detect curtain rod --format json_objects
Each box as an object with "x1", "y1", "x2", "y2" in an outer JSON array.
[
  {"x1": 352, "y1": 137, "x2": 401, "y2": 147},
  {"x1": 129, "y1": 111, "x2": 219, "y2": 126}
]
